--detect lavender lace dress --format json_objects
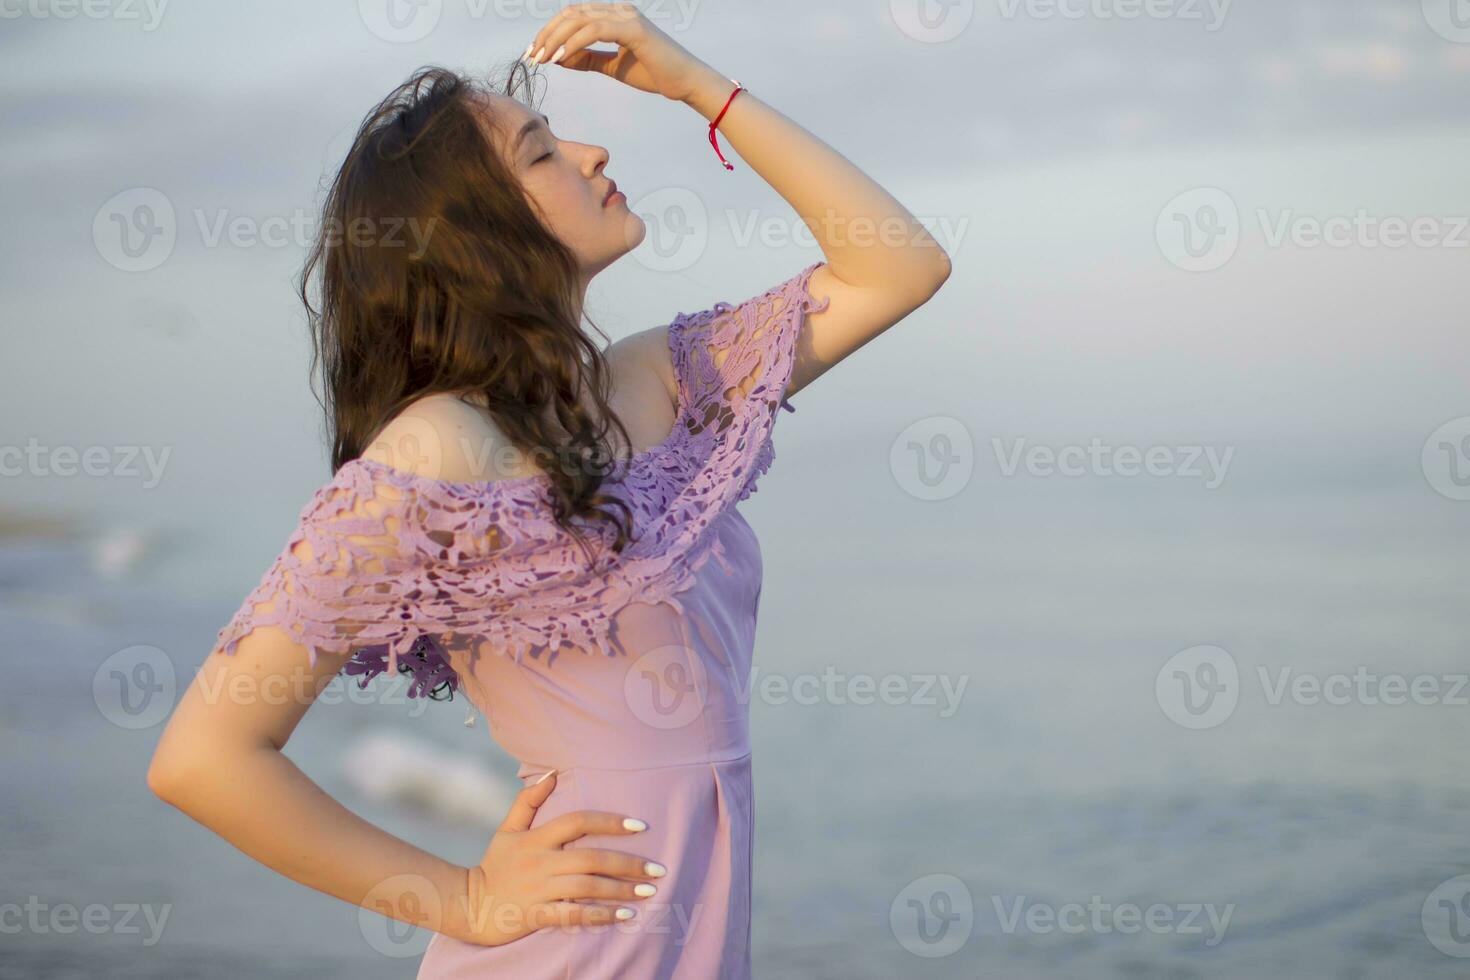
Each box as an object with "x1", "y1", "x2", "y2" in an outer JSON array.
[{"x1": 210, "y1": 262, "x2": 830, "y2": 979}]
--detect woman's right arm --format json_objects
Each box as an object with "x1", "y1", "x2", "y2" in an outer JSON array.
[
  {"x1": 148, "y1": 601, "x2": 665, "y2": 943},
  {"x1": 146, "y1": 615, "x2": 487, "y2": 941},
  {"x1": 147, "y1": 421, "x2": 666, "y2": 944}
]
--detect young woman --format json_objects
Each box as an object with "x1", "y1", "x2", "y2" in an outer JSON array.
[{"x1": 148, "y1": 4, "x2": 950, "y2": 976}]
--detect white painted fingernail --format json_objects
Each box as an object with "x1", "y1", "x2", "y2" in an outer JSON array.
[
  {"x1": 634, "y1": 883, "x2": 657, "y2": 897},
  {"x1": 549, "y1": 44, "x2": 566, "y2": 65},
  {"x1": 532, "y1": 46, "x2": 546, "y2": 64},
  {"x1": 615, "y1": 907, "x2": 636, "y2": 920},
  {"x1": 645, "y1": 861, "x2": 667, "y2": 877},
  {"x1": 522, "y1": 41, "x2": 533, "y2": 60},
  {"x1": 533, "y1": 768, "x2": 558, "y2": 785},
  {"x1": 623, "y1": 817, "x2": 647, "y2": 831}
]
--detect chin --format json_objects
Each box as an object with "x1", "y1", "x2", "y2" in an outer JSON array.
[{"x1": 617, "y1": 212, "x2": 648, "y2": 252}]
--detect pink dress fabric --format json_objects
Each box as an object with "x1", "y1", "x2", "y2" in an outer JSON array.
[{"x1": 211, "y1": 262, "x2": 830, "y2": 979}]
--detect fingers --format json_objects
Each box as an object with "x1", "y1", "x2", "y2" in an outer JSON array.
[
  {"x1": 545, "y1": 873, "x2": 660, "y2": 904},
  {"x1": 497, "y1": 769, "x2": 558, "y2": 833},
  {"x1": 548, "y1": 846, "x2": 668, "y2": 881},
  {"x1": 525, "y1": 2, "x2": 642, "y2": 66},
  {"x1": 547, "y1": 24, "x2": 613, "y2": 71},
  {"x1": 557, "y1": 47, "x2": 620, "y2": 76},
  {"x1": 529, "y1": 900, "x2": 637, "y2": 929},
  {"x1": 531, "y1": 809, "x2": 650, "y2": 848}
]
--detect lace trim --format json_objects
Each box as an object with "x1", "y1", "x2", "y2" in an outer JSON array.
[{"x1": 210, "y1": 261, "x2": 828, "y2": 695}]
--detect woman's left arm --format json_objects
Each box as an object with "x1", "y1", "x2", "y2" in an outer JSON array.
[
  {"x1": 528, "y1": 2, "x2": 953, "y2": 400},
  {"x1": 677, "y1": 64, "x2": 953, "y2": 398}
]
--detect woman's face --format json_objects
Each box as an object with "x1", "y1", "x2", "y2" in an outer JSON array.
[{"x1": 480, "y1": 92, "x2": 645, "y2": 280}]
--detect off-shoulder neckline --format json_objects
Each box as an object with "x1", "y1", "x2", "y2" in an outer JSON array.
[
  {"x1": 340, "y1": 320, "x2": 693, "y2": 495},
  {"x1": 334, "y1": 262, "x2": 825, "y2": 496},
  {"x1": 344, "y1": 422, "x2": 685, "y2": 494}
]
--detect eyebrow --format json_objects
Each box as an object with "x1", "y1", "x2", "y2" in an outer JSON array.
[{"x1": 513, "y1": 113, "x2": 550, "y2": 154}]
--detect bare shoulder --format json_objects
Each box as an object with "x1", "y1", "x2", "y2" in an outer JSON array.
[
  {"x1": 607, "y1": 325, "x2": 677, "y2": 413},
  {"x1": 363, "y1": 392, "x2": 540, "y2": 482}
]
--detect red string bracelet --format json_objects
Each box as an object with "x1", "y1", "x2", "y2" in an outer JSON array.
[{"x1": 708, "y1": 79, "x2": 744, "y2": 171}]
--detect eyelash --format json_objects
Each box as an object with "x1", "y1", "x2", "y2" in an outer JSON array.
[{"x1": 534, "y1": 150, "x2": 552, "y2": 163}]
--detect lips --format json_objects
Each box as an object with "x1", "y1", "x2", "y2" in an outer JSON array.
[{"x1": 603, "y1": 180, "x2": 619, "y2": 206}]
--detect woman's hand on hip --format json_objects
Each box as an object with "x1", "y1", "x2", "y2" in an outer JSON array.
[
  {"x1": 523, "y1": 1, "x2": 711, "y2": 103},
  {"x1": 446, "y1": 769, "x2": 669, "y2": 946}
]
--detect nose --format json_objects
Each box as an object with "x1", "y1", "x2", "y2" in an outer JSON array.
[{"x1": 585, "y1": 142, "x2": 610, "y2": 176}]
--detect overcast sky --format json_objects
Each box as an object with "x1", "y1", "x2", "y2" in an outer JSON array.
[{"x1": 2, "y1": 0, "x2": 1467, "y2": 594}]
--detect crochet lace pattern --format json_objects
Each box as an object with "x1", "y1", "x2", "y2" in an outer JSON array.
[{"x1": 211, "y1": 262, "x2": 830, "y2": 699}]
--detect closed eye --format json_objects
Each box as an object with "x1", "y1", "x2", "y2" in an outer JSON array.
[{"x1": 533, "y1": 150, "x2": 552, "y2": 164}]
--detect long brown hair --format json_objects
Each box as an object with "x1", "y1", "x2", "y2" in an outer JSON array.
[{"x1": 301, "y1": 63, "x2": 637, "y2": 561}]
